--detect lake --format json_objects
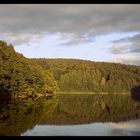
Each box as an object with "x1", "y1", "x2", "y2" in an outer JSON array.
[
  {"x1": 22, "y1": 119, "x2": 140, "y2": 136},
  {"x1": 0, "y1": 93, "x2": 140, "y2": 136}
]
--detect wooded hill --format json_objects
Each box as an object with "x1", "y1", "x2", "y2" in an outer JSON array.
[
  {"x1": 0, "y1": 41, "x2": 59, "y2": 98},
  {"x1": 0, "y1": 40, "x2": 140, "y2": 98},
  {"x1": 32, "y1": 58, "x2": 140, "y2": 93}
]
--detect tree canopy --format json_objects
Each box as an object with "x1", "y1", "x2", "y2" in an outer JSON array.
[
  {"x1": 33, "y1": 58, "x2": 140, "y2": 93},
  {"x1": 0, "y1": 41, "x2": 59, "y2": 98},
  {"x1": 1, "y1": 40, "x2": 140, "y2": 98}
]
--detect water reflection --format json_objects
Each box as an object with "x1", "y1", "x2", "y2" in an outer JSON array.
[
  {"x1": 0, "y1": 94, "x2": 140, "y2": 136},
  {"x1": 0, "y1": 97, "x2": 57, "y2": 136},
  {"x1": 22, "y1": 119, "x2": 140, "y2": 136},
  {"x1": 22, "y1": 123, "x2": 114, "y2": 136},
  {"x1": 40, "y1": 94, "x2": 140, "y2": 124},
  {"x1": 110, "y1": 119, "x2": 140, "y2": 136}
]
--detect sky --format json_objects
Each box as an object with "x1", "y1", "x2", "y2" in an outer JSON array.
[{"x1": 0, "y1": 4, "x2": 140, "y2": 66}]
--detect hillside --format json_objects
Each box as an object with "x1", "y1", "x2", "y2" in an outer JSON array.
[
  {"x1": 0, "y1": 39, "x2": 139, "y2": 98},
  {"x1": 0, "y1": 41, "x2": 59, "y2": 99},
  {"x1": 32, "y1": 58, "x2": 140, "y2": 93}
]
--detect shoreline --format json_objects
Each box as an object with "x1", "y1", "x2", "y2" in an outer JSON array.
[
  {"x1": 55, "y1": 92, "x2": 130, "y2": 95},
  {"x1": 0, "y1": 92, "x2": 131, "y2": 101}
]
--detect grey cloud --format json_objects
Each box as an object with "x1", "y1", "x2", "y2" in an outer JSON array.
[
  {"x1": 121, "y1": 58, "x2": 140, "y2": 66},
  {"x1": 127, "y1": 34, "x2": 140, "y2": 53},
  {"x1": 131, "y1": 42, "x2": 140, "y2": 53},
  {"x1": 59, "y1": 33, "x2": 95, "y2": 46},
  {"x1": 110, "y1": 45, "x2": 128, "y2": 54},
  {"x1": 112, "y1": 38, "x2": 130, "y2": 43},
  {"x1": 111, "y1": 55, "x2": 140, "y2": 66},
  {"x1": 109, "y1": 119, "x2": 140, "y2": 136},
  {"x1": 0, "y1": 4, "x2": 140, "y2": 45},
  {"x1": 2, "y1": 32, "x2": 46, "y2": 45},
  {"x1": 112, "y1": 34, "x2": 140, "y2": 43},
  {"x1": 109, "y1": 128, "x2": 140, "y2": 136},
  {"x1": 111, "y1": 34, "x2": 140, "y2": 53},
  {"x1": 109, "y1": 128, "x2": 130, "y2": 136}
]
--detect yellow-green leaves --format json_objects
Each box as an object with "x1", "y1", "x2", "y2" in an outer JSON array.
[{"x1": 0, "y1": 40, "x2": 59, "y2": 98}]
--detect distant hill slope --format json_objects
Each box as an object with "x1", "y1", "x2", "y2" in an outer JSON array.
[
  {"x1": 0, "y1": 41, "x2": 59, "y2": 98},
  {"x1": 32, "y1": 58, "x2": 140, "y2": 93}
]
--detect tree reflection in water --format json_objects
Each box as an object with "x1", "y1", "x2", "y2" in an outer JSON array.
[
  {"x1": 0, "y1": 97, "x2": 57, "y2": 136},
  {"x1": 0, "y1": 94, "x2": 140, "y2": 136}
]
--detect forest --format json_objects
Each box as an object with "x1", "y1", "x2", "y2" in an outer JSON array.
[
  {"x1": 0, "y1": 40, "x2": 140, "y2": 99},
  {"x1": 0, "y1": 41, "x2": 59, "y2": 99},
  {"x1": 32, "y1": 58, "x2": 140, "y2": 93}
]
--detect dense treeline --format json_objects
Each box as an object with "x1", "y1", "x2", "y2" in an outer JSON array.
[
  {"x1": 32, "y1": 58, "x2": 140, "y2": 93},
  {"x1": 0, "y1": 41, "x2": 59, "y2": 98},
  {"x1": 1, "y1": 39, "x2": 140, "y2": 96}
]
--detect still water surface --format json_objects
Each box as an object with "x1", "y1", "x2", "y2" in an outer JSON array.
[
  {"x1": 22, "y1": 119, "x2": 140, "y2": 136},
  {"x1": 0, "y1": 93, "x2": 140, "y2": 136}
]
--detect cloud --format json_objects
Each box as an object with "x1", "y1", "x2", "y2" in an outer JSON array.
[
  {"x1": 59, "y1": 32, "x2": 95, "y2": 46},
  {"x1": 0, "y1": 4, "x2": 140, "y2": 45},
  {"x1": 110, "y1": 45, "x2": 128, "y2": 54},
  {"x1": 109, "y1": 128, "x2": 140, "y2": 136},
  {"x1": 112, "y1": 33, "x2": 140, "y2": 43},
  {"x1": 113, "y1": 119, "x2": 140, "y2": 130},
  {"x1": 109, "y1": 119, "x2": 140, "y2": 136},
  {"x1": 111, "y1": 33, "x2": 140, "y2": 53},
  {"x1": 2, "y1": 32, "x2": 46, "y2": 45},
  {"x1": 128, "y1": 34, "x2": 140, "y2": 53},
  {"x1": 110, "y1": 54, "x2": 140, "y2": 66}
]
